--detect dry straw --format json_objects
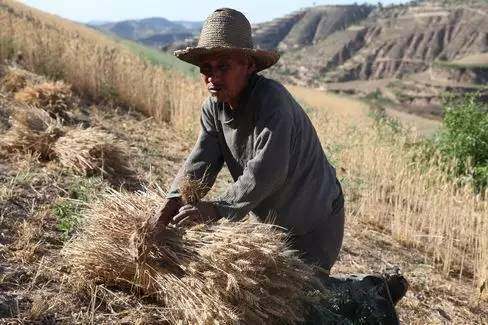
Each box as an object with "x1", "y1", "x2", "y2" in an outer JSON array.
[
  {"x1": 53, "y1": 127, "x2": 132, "y2": 177},
  {"x1": 0, "y1": 66, "x2": 45, "y2": 93},
  {"x1": 305, "y1": 95, "x2": 488, "y2": 287},
  {"x1": 63, "y1": 188, "x2": 331, "y2": 324},
  {"x1": 0, "y1": 0, "x2": 206, "y2": 123},
  {"x1": 14, "y1": 81, "x2": 75, "y2": 117},
  {"x1": 1, "y1": 107, "x2": 63, "y2": 160}
]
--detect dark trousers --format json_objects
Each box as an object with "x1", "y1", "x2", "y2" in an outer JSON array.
[{"x1": 290, "y1": 197, "x2": 345, "y2": 271}]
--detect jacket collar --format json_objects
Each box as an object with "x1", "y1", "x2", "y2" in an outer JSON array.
[{"x1": 221, "y1": 73, "x2": 260, "y2": 127}]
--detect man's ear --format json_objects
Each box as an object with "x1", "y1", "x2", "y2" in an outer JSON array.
[{"x1": 247, "y1": 56, "x2": 257, "y2": 75}]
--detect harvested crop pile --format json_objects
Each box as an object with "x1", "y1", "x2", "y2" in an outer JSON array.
[
  {"x1": 14, "y1": 81, "x2": 75, "y2": 117},
  {"x1": 0, "y1": 107, "x2": 63, "y2": 160},
  {"x1": 0, "y1": 66, "x2": 44, "y2": 93},
  {"x1": 63, "y1": 189, "x2": 338, "y2": 324},
  {"x1": 0, "y1": 99, "x2": 10, "y2": 132},
  {"x1": 53, "y1": 127, "x2": 132, "y2": 177}
]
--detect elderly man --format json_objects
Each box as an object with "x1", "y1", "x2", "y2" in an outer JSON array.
[{"x1": 152, "y1": 8, "x2": 345, "y2": 272}]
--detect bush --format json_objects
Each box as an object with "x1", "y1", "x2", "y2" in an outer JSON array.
[{"x1": 435, "y1": 93, "x2": 488, "y2": 191}]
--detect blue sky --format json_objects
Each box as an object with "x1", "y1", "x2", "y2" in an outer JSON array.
[{"x1": 20, "y1": 0, "x2": 410, "y2": 23}]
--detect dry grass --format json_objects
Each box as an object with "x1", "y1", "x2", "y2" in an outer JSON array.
[
  {"x1": 63, "y1": 189, "x2": 330, "y2": 324},
  {"x1": 0, "y1": 106, "x2": 64, "y2": 160},
  {"x1": 178, "y1": 175, "x2": 210, "y2": 205},
  {"x1": 0, "y1": 0, "x2": 206, "y2": 122},
  {"x1": 14, "y1": 81, "x2": 75, "y2": 116},
  {"x1": 292, "y1": 85, "x2": 488, "y2": 288},
  {"x1": 0, "y1": 66, "x2": 45, "y2": 93},
  {"x1": 53, "y1": 127, "x2": 132, "y2": 177},
  {"x1": 11, "y1": 212, "x2": 47, "y2": 264}
]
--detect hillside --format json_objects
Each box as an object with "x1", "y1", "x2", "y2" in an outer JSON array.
[
  {"x1": 92, "y1": 17, "x2": 202, "y2": 48},
  {"x1": 162, "y1": 1, "x2": 488, "y2": 118},
  {"x1": 267, "y1": 0, "x2": 488, "y2": 117},
  {"x1": 0, "y1": 1, "x2": 487, "y2": 324}
]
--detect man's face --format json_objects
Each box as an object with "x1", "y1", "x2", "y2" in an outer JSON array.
[{"x1": 200, "y1": 53, "x2": 255, "y2": 107}]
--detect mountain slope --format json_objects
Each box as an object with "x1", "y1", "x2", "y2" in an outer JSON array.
[
  {"x1": 162, "y1": 1, "x2": 487, "y2": 117},
  {"x1": 264, "y1": 1, "x2": 488, "y2": 116},
  {"x1": 94, "y1": 17, "x2": 202, "y2": 47}
]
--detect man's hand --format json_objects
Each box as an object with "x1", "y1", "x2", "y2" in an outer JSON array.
[
  {"x1": 129, "y1": 197, "x2": 182, "y2": 260},
  {"x1": 172, "y1": 201, "x2": 220, "y2": 227},
  {"x1": 149, "y1": 198, "x2": 182, "y2": 240}
]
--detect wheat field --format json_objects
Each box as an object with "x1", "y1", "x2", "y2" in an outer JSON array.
[
  {"x1": 0, "y1": 0, "x2": 206, "y2": 123},
  {"x1": 290, "y1": 87, "x2": 487, "y2": 287},
  {"x1": 0, "y1": 0, "x2": 486, "y2": 300}
]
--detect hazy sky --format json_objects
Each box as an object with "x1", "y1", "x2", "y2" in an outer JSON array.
[{"x1": 20, "y1": 0, "x2": 410, "y2": 23}]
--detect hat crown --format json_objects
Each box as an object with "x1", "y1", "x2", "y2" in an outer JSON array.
[{"x1": 197, "y1": 8, "x2": 254, "y2": 49}]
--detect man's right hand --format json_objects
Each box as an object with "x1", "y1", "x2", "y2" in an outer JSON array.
[{"x1": 147, "y1": 197, "x2": 182, "y2": 242}]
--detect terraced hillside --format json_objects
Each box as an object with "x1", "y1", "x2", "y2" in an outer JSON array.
[
  {"x1": 266, "y1": 0, "x2": 488, "y2": 117},
  {"x1": 163, "y1": 0, "x2": 488, "y2": 118}
]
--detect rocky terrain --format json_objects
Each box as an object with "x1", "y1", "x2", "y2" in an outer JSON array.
[
  {"x1": 266, "y1": 1, "x2": 488, "y2": 117},
  {"x1": 162, "y1": 0, "x2": 488, "y2": 118}
]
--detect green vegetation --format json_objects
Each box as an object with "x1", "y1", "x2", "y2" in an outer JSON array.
[
  {"x1": 368, "y1": 105, "x2": 405, "y2": 137},
  {"x1": 433, "y1": 60, "x2": 488, "y2": 71},
  {"x1": 364, "y1": 89, "x2": 405, "y2": 136},
  {"x1": 364, "y1": 89, "x2": 396, "y2": 108},
  {"x1": 52, "y1": 199, "x2": 83, "y2": 240},
  {"x1": 116, "y1": 38, "x2": 199, "y2": 78},
  {"x1": 52, "y1": 176, "x2": 104, "y2": 240},
  {"x1": 434, "y1": 93, "x2": 488, "y2": 191},
  {"x1": 368, "y1": 92, "x2": 487, "y2": 191}
]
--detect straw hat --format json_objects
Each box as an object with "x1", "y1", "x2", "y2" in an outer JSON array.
[{"x1": 174, "y1": 8, "x2": 280, "y2": 72}]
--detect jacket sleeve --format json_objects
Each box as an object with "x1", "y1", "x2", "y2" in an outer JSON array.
[
  {"x1": 212, "y1": 107, "x2": 293, "y2": 220},
  {"x1": 166, "y1": 101, "x2": 224, "y2": 199}
]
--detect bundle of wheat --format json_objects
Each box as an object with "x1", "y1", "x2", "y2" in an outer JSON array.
[
  {"x1": 1, "y1": 107, "x2": 63, "y2": 159},
  {"x1": 14, "y1": 81, "x2": 75, "y2": 116},
  {"x1": 63, "y1": 189, "x2": 334, "y2": 324},
  {"x1": 0, "y1": 67, "x2": 44, "y2": 93},
  {"x1": 53, "y1": 127, "x2": 132, "y2": 177}
]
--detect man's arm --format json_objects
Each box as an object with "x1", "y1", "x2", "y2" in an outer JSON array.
[
  {"x1": 167, "y1": 102, "x2": 224, "y2": 199},
  {"x1": 213, "y1": 107, "x2": 293, "y2": 220},
  {"x1": 154, "y1": 102, "x2": 224, "y2": 230}
]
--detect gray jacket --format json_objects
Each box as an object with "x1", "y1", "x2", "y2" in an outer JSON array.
[{"x1": 168, "y1": 74, "x2": 342, "y2": 236}]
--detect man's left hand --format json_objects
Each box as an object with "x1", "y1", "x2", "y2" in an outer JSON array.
[{"x1": 172, "y1": 201, "x2": 220, "y2": 226}]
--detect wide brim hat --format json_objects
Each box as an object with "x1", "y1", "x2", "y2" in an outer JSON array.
[{"x1": 174, "y1": 8, "x2": 280, "y2": 72}]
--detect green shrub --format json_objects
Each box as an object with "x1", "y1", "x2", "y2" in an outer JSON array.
[
  {"x1": 434, "y1": 93, "x2": 488, "y2": 191},
  {"x1": 368, "y1": 106, "x2": 404, "y2": 137}
]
